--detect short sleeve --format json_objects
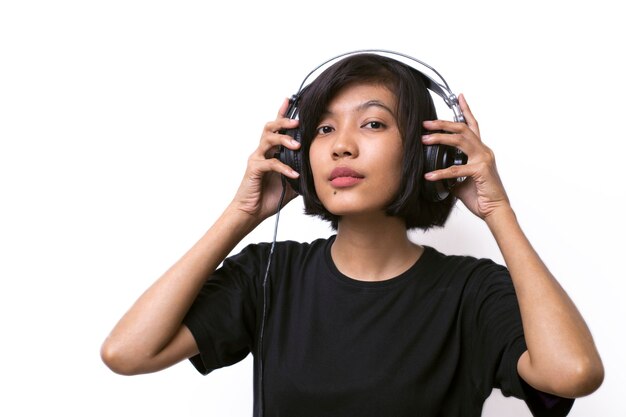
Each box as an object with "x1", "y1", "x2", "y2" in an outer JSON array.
[
  {"x1": 183, "y1": 244, "x2": 264, "y2": 375},
  {"x1": 466, "y1": 260, "x2": 574, "y2": 416}
]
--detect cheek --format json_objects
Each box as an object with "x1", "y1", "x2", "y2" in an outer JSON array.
[
  {"x1": 308, "y1": 144, "x2": 326, "y2": 191},
  {"x1": 385, "y1": 165, "x2": 404, "y2": 199},
  {"x1": 369, "y1": 144, "x2": 404, "y2": 174},
  {"x1": 377, "y1": 147, "x2": 404, "y2": 187},
  {"x1": 308, "y1": 145, "x2": 319, "y2": 175}
]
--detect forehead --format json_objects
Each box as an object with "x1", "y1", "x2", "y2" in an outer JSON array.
[{"x1": 326, "y1": 83, "x2": 397, "y2": 113}]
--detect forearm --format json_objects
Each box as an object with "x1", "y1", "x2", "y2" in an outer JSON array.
[
  {"x1": 485, "y1": 206, "x2": 603, "y2": 396},
  {"x1": 101, "y1": 100, "x2": 300, "y2": 374},
  {"x1": 102, "y1": 205, "x2": 258, "y2": 369}
]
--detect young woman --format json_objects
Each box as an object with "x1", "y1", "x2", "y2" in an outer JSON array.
[{"x1": 101, "y1": 52, "x2": 604, "y2": 416}]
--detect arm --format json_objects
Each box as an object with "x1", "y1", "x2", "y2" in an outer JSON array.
[
  {"x1": 422, "y1": 95, "x2": 604, "y2": 398},
  {"x1": 100, "y1": 100, "x2": 300, "y2": 375}
]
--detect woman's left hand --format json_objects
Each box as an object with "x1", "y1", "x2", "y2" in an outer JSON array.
[{"x1": 421, "y1": 94, "x2": 510, "y2": 220}]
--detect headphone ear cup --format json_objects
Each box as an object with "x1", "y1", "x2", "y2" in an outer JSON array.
[
  {"x1": 423, "y1": 144, "x2": 457, "y2": 202},
  {"x1": 277, "y1": 127, "x2": 303, "y2": 194}
]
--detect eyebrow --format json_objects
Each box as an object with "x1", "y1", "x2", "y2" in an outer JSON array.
[
  {"x1": 356, "y1": 100, "x2": 395, "y2": 115},
  {"x1": 322, "y1": 99, "x2": 395, "y2": 118}
]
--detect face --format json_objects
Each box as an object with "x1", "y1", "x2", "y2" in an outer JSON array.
[{"x1": 309, "y1": 83, "x2": 404, "y2": 220}]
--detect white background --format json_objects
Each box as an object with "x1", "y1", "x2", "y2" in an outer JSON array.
[{"x1": 1, "y1": 1, "x2": 624, "y2": 415}]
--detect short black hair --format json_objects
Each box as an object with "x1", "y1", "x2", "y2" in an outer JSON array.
[{"x1": 297, "y1": 53, "x2": 456, "y2": 230}]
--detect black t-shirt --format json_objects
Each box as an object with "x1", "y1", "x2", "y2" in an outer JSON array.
[{"x1": 184, "y1": 236, "x2": 574, "y2": 416}]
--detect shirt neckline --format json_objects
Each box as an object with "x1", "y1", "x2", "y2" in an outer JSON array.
[{"x1": 322, "y1": 235, "x2": 434, "y2": 289}]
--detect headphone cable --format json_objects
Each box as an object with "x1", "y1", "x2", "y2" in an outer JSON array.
[{"x1": 257, "y1": 175, "x2": 287, "y2": 417}]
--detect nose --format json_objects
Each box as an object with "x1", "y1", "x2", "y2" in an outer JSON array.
[{"x1": 331, "y1": 126, "x2": 358, "y2": 160}]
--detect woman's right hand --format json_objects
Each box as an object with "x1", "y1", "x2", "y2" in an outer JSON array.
[{"x1": 230, "y1": 98, "x2": 301, "y2": 223}]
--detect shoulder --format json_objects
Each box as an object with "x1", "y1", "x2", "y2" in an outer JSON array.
[
  {"x1": 236, "y1": 236, "x2": 332, "y2": 259},
  {"x1": 224, "y1": 236, "x2": 333, "y2": 272},
  {"x1": 423, "y1": 246, "x2": 508, "y2": 279},
  {"x1": 273, "y1": 236, "x2": 333, "y2": 258},
  {"x1": 420, "y1": 246, "x2": 513, "y2": 307},
  {"x1": 269, "y1": 236, "x2": 334, "y2": 278},
  {"x1": 205, "y1": 236, "x2": 333, "y2": 298}
]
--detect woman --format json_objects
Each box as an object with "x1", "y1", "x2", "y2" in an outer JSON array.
[{"x1": 101, "y1": 52, "x2": 604, "y2": 416}]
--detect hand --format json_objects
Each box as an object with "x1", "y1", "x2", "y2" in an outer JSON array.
[
  {"x1": 421, "y1": 94, "x2": 510, "y2": 220},
  {"x1": 230, "y1": 98, "x2": 301, "y2": 222}
]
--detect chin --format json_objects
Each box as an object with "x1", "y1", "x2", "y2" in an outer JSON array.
[
  {"x1": 316, "y1": 185, "x2": 397, "y2": 218},
  {"x1": 322, "y1": 198, "x2": 388, "y2": 220}
]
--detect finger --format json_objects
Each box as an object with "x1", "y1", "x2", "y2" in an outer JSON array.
[
  {"x1": 255, "y1": 130, "x2": 301, "y2": 158},
  {"x1": 421, "y1": 130, "x2": 478, "y2": 156},
  {"x1": 277, "y1": 97, "x2": 291, "y2": 118},
  {"x1": 458, "y1": 94, "x2": 480, "y2": 136},
  {"x1": 264, "y1": 117, "x2": 299, "y2": 134},
  {"x1": 422, "y1": 131, "x2": 466, "y2": 148},
  {"x1": 423, "y1": 163, "x2": 475, "y2": 182},
  {"x1": 422, "y1": 119, "x2": 466, "y2": 134},
  {"x1": 250, "y1": 155, "x2": 300, "y2": 179}
]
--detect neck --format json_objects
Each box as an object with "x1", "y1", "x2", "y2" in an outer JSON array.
[{"x1": 332, "y1": 213, "x2": 423, "y2": 282}]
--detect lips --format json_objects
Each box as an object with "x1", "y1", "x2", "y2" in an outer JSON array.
[{"x1": 329, "y1": 167, "x2": 364, "y2": 188}]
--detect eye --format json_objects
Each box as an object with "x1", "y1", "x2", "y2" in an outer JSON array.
[
  {"x1": 363, "y1": 121, "x2": 386, "y2": 129},
  {"x1": 316, "y1": 125, "x2": 334, "y2": 135}
]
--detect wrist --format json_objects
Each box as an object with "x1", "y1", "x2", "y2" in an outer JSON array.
[
  {"x1": 484, "y1": 204, "x2": 518, "y2": 234},
  {"x1": 221, "y1": 203, "x2": 263, "y2": 238}
]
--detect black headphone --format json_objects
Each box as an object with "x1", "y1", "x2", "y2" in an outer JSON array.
[{"x1": 276, "y1": 49, "x2": 468, "y2": 202}]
